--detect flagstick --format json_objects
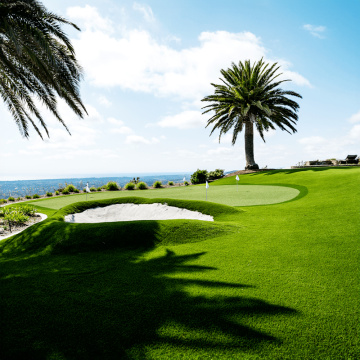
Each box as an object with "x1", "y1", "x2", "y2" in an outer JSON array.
[{"x1": 206, "y1": 187, "x2": 207, "y2": 201}]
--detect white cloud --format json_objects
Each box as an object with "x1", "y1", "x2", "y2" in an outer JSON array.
[
  {"x1": 158, "y1": 110, "x2": 206, "y2": 129},
  {"x1": 303, "y1": 24, "x2": 326, "y2": 39},
  {"x1": 125, "y1": 135, "x2": 160, "y2": 145},
  {"x1": 111, "y1": 127, "x2": 133, "y2": 135},
  {"x1": 207, "y1": 147, "x2": 233, "y2": 156},
  {"x1": 68, "y1": 7, "x2": 310, "y2": 101},
  {"x1": 298, "y1": 124, "x2": 360, "y2": 159},
  {"x1": 98, "y1": 96, "x2": 112, "y2": 107},
  {"x1": 133, "y1": 2, "x2": 155, "y2": 23},
  {"x1": 108, "y1": 117, "x2": 133, "y2": 134},
  {"x1": 67, "y1": 5, "x2": 114, "y2": 33},
  {"x1": 349, "y1": 110, "x2": 360, "y2": 123},
  {"x1": 108, "y1": 117, "x2": 124, "y2": 126}
]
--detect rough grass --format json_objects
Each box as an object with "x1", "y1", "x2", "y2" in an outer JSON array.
[{"x1": 0, "y1": 167, "x2": 359, "y2": 359}]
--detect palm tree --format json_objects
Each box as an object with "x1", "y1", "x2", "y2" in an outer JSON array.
[
  {"x1": 202, "y1": 59, "x2": 302, "y2": 169},
  {"x1": 0, "y1": 0, "x2": 87, "y2": 138}
]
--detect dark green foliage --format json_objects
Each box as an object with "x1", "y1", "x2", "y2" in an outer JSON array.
[
  {"x1": 96, "y1": 187, "x2": 102, "y2": 192},
  {"x1": 208, "y1": 169, "x2": 224, "y2": 180},
  {"x1": 74, "y1": 188, "x2": 80, "y2": 193},
  {"x1": 136, "y1": 182, "x2": 148, "y2": 190},
  {"x1": 124, "y1": 182, "x2": 135, "y2": 190},
  {"x1": 19, "y1": 205, "x2": 36, "y2": 216},
  {"x1": 168, "y1": 181, "x2": 174, "y2": 186},
  {"x1": 191, "y1": 169, "x2": 208, "y2": 184},
  {"x1": 8, "y1": 197, "x2": 15, "y2": 202},
  {"x1": 106, "y1": 181, "x2": 120, "y2": 191},
  {"x1": 16, "y1": 197, "x2": 21, "y2": 201},
  {"x1": 55, "y1": 191, "x2": 60, "y2": 196},
  {"x1": 32, "y1": 194, "x2": 40, "y2": 199},
  {"x1": 90, "y1": 187, "x2": 96, "y2": 192},
  {"x1": 63, "y1": 184, "x2": 77, "y2": 193},
  {"x1": 46, "y1": 192, "x2": 53, "y2": 197},
  {"x1": 0, "y1": 199, "x2": 7, "y2": 204},
  {"x1": 62, "y1": 190, "x2": 69, "y2": 195},
  {"x1": 184, "y1": 181, "x2": 189, "y2": 186},
  {"x1": 25, "y1": 195, "x2": 31, "y2": 199},
  {"x1": 0, "y1": 206, "x2": 33, "y2": 232},
  {"x1": 0, "y1": 0, "x2": 87, "y2": 138},
  {"x1": 153, "y1": 181, "x2": 162, "y2": 188}
]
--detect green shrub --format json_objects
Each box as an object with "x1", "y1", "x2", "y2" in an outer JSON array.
[
  {"x1": 184, "y1": 181, "x2": 189, "y2": 186},
  {"x1": 190, "y1": 169, "x2": 208, "y2": 184},
  {"x1": 16, "y1": 197, "x2": 21, "y2": 201},
  {"x1": 0, "y1": 207, "x2": 29, "y2": 232},
  {"x1": 137, "y1": 182, "x2": 148, "y2": 190},
  {"x1": 8, "y1": 197, "x2": 15, "y2": 202},
  {"x1": 55, "y1": 191, "x2": 60, "y2": 196},
  {"x1": 46, "y1": 192, "x2": 53, "y2": 197},
  {"x1": 90, "y1": 187, "x2": 97, "y2": 192},
  {"x1": 32, "y1": 194, "x2": 40, "y2": 199},
  {"x1": 124, "y1": 182, "x2": 135, "y2": 190},
  {"x1": 63, "y1": 184, "x2": 77, "y2": 193},
  {"x1": 25, "y1": 195, "x2": 31, "y2": 199},
  {"x1": 20, "y1": 205, "x2": 36, "y2": 216},
  {"x1": 96, "y1": 187, "x2": 102, "y2": 192},
  {"x1": 0, "y1": 199, "x2": 7, "y2": 204},
  {"x1": 62, "y1": 190, "x2": 70, "y2": 195},
  {"x1": 168, "y1": 181, "x2": 174, "y2": 186},
  {"x1": 106, "y1": 181, "x2": 120, "y2": 191},
  {"x1": 101, "y1": 184, "x2": 107, "y2": 189},
  {"x1": 73, "y1": 188, "x2": 80, "y2": 193},
  {"x1": 153, "y1": 181, "x2": 162, "y2": 188},
  {"x1": 208, "y1": 169, "x2": 224, "y2": 180}
]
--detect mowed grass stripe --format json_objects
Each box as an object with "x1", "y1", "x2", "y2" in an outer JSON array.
[{"x1": 27, "y1": 184, "x2": 300, "y2": 209}]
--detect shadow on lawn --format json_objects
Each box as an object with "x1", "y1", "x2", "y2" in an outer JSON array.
[{"x1": 0, "y1": 248, "x2": 298, "y2": 359}]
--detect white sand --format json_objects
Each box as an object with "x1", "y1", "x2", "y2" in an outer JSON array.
[{"x1": 64, "y1": 203, "x2": 214, "y2": 223}]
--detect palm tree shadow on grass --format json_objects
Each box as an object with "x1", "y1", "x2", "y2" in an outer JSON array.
[{"x1": 0, "y1": 248, "x2": 298, "y2": 359}]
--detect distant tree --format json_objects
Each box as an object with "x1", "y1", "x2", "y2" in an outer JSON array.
[
  {"x1": 0, "y1": 0, "x2": 87, "y2": 138},
  {"x1": 202, "y1": 59, "x2": 302, "y2": 169}
]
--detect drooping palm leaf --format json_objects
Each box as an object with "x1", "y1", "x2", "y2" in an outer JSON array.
[{"x1": 0, "y1": 0, "x2": 87, "y2": 138}]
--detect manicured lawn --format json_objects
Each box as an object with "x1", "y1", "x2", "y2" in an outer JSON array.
[
  {"x1": 0, "y1": 167, "x2": 359, "y2": 359},
  {"x1": 27, "y1": 184, "x2": 301, "y2": 209}
]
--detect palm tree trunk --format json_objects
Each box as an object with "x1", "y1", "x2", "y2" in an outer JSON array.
[{"x1": 244, "y1": 121, "x2": 259, "y2": 170}]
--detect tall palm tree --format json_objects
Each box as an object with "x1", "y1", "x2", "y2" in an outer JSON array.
[
  {"x1": 202, "y1": 59, "x2": 302, "y2": 169},
  {"x1": 0, "y1": 0, "x2": 87, "y2": 138}
]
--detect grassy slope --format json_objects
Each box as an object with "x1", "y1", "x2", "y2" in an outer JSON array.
[{"x1": 0, "y1": 167, "x2": 359, "y2": 359}]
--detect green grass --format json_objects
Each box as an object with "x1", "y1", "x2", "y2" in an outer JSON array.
[
  {"x1": 0, "y1": 167, "x2": 359, "y2": 359},
  {"x1": 26, "y1": 184, "x2": 301, "y2": 209}
]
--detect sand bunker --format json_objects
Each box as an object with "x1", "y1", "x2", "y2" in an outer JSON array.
[{"x1": 64, "y1": 203, "x2": 214, "y2": 223}]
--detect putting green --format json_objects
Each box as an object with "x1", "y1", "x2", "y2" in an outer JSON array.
[{"x1": 28, "y1": 184, "x2": 300, "y2": 209}]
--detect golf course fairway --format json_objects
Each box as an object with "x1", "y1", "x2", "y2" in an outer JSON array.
[{"x1": 0, "y1": 167, "x2": 359, "y2": 359}]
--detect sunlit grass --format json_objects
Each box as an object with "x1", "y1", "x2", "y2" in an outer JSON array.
[{"x1": 0, "y1": 167, "x2": 359, "y2": 359}]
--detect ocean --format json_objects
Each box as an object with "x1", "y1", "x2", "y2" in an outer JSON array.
[{"x1": 0, "y1": 174, "x2": 192, "y2": 199}]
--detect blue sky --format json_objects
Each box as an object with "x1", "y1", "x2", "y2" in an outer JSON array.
[{"x1": 0, "y1": 0, "x2": 359, "y2": 180}]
